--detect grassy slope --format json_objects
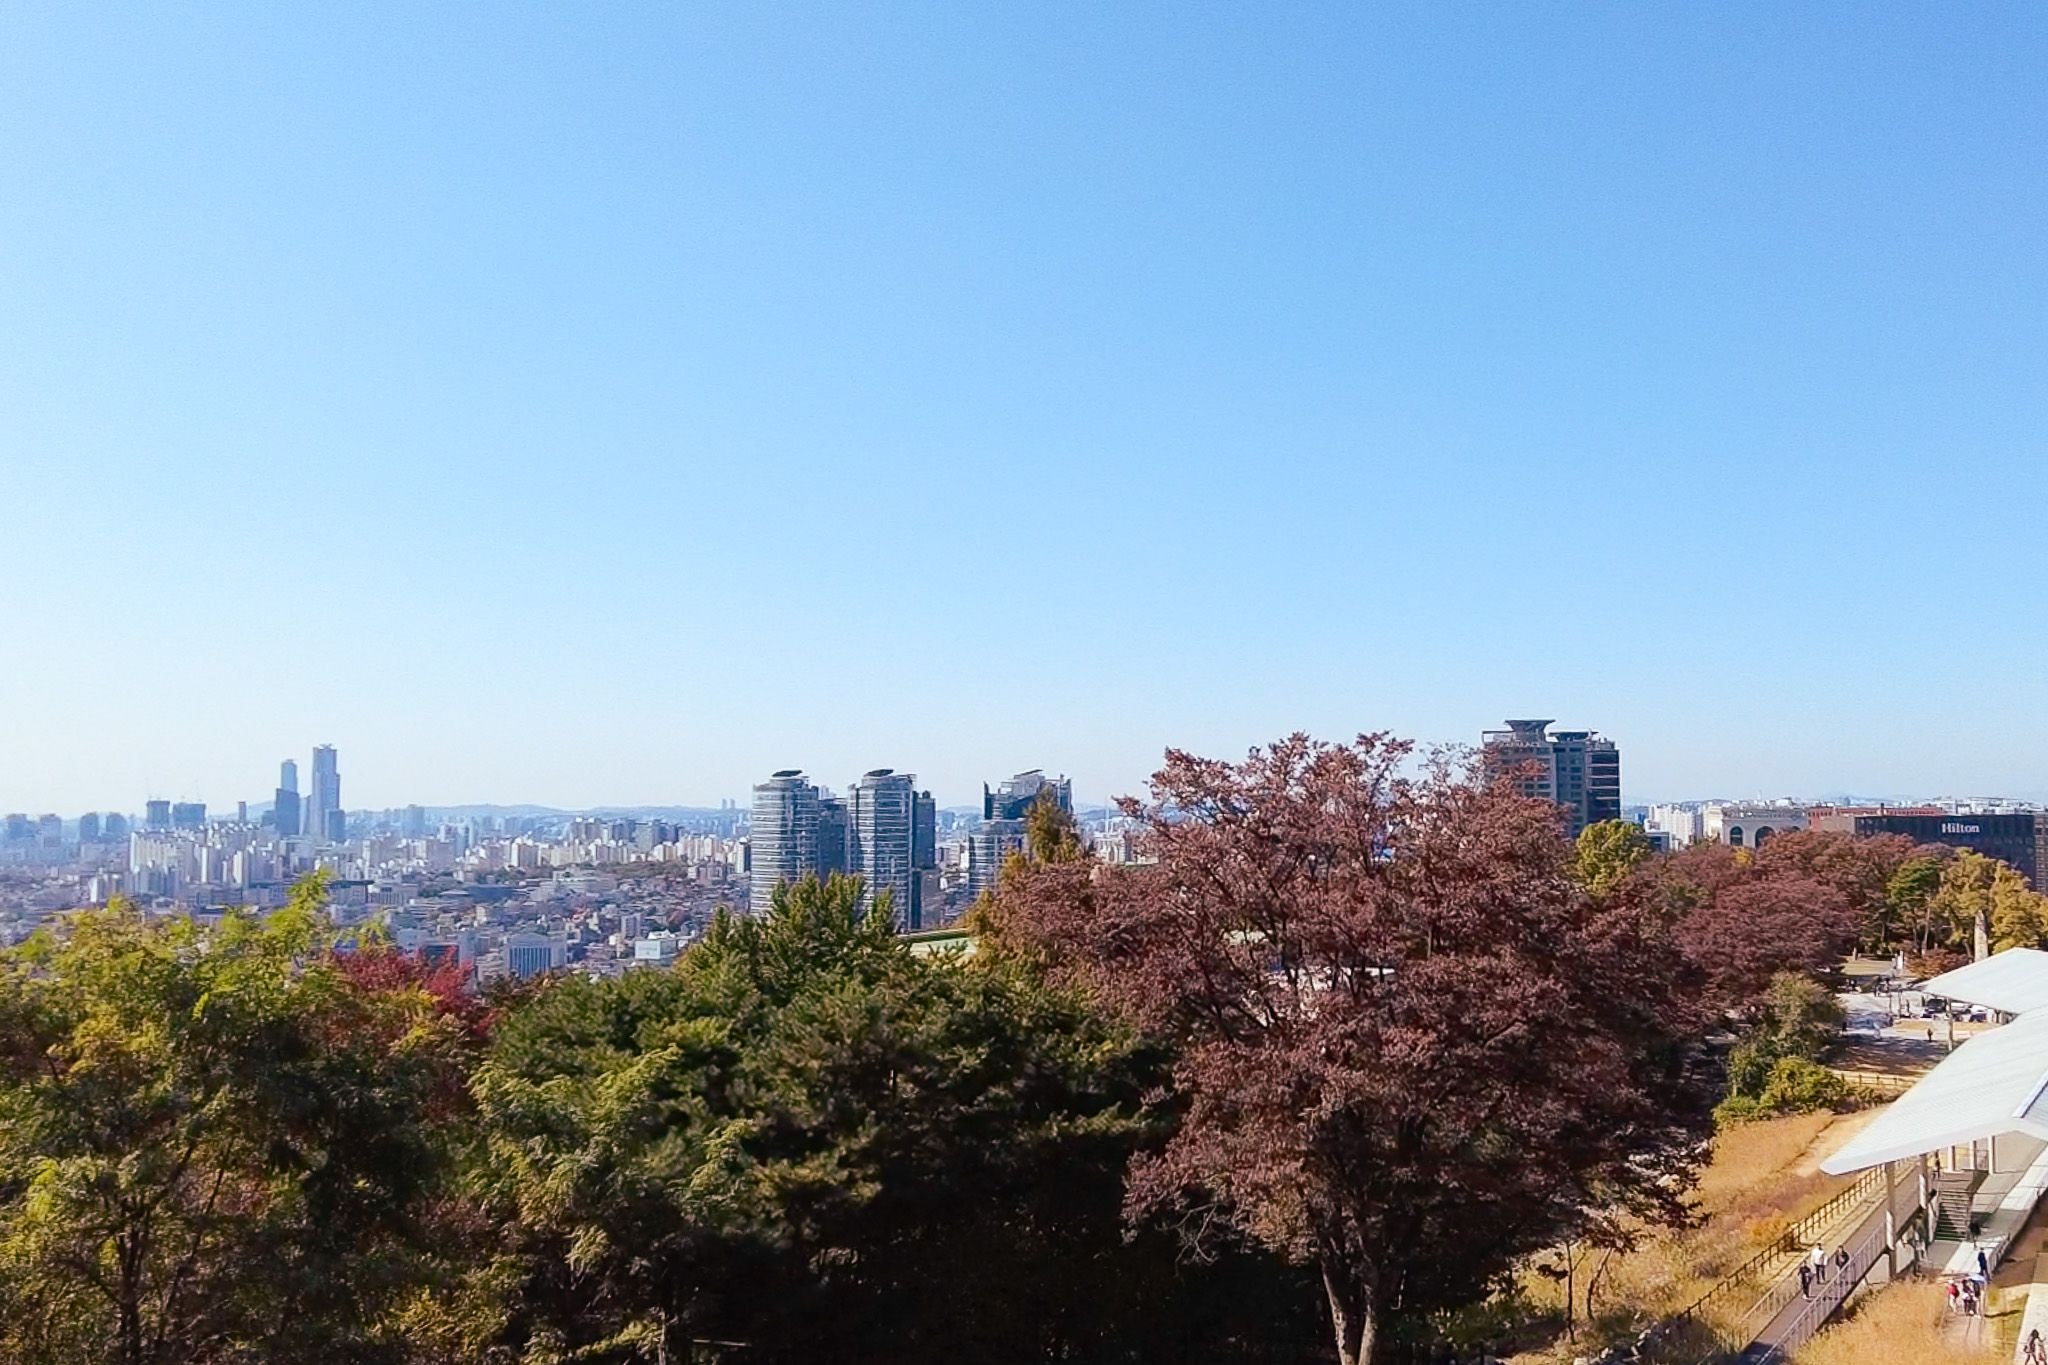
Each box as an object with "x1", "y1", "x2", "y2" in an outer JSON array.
[
  {"x1": 1794, "y1": 1282, "x2": 1999, "y2": 1365},
  {"x1": 1501, "y1": 1111, "x2": 1869, "y2": 1363}
]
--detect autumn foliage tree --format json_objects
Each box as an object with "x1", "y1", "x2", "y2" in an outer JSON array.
[
  {"x1": 1572, "y1": 819, "x2": 1653, "y2": 900},
  {"x1": 987, "y1": 734, "x2": 1710, "y2": 1365},
  {"x1": 1670, "y1": 873, "x2": 1854, "y2": 1012},
  {"x1": 1751, "y1": 830, "x2": 1917, "y2": 953},
  {"x1": 0, "y1": 885, "x2": 467, "y2": 1365}
]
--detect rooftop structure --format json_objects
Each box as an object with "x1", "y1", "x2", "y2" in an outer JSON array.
[
  {"x1": 1822, "y1": 1007, "x2": 2048, "y2": 1173},
  {"x1": 1825, "y1": 947, "x2": 2048, "y2": 1174},
  {"x1": 1915, "y1": 948, "x2": 2048, "y2": 1019}
]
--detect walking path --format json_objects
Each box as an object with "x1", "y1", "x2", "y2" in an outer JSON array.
[
  {"x1": 1994, "y1": 1198, "x2": 2048, "y2": 1362},
  {"x1": 1737, "y1": 1142, "x2": 2048, "y2": 1363},
  {"x1": 1738, "y1": 1182, "x2": 1905, "y2": 1363}
]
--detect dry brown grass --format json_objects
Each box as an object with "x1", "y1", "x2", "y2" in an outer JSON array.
[
  {"x1": 1503, "y1": 1112, "x2": 1867, "y2": 1364},
  {"x1": 1793, "y1": 1281, "x2": 1998, "y2": 1365}
]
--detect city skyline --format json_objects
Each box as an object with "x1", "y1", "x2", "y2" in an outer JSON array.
[
  {"x1": 5, "y1": 7, "x2": 2047, "y2": 816},
  {"x1": 11, "y1": 738, "x2": 2048, "y2": 824}
]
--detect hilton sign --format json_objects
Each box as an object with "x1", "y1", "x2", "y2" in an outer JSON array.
[{"x1": 1942, "y1": 823, "x2": 1983, "y2": 835}]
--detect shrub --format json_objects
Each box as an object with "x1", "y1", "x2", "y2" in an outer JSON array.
[
  {"x1": 1714, "y1": 1094, "x2": 1767, "y2": 1127},
  {"x1": 1758, "y1": 1057, "x2": 1855, "y2": 1115}
]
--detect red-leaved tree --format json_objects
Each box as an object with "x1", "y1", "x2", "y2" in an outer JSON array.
[
  {"x1": 1669, "y1": 872, "x2": 1853, "y2": 1012},
  {"x1": 985, "y1": 734, "x2": 1709, "y2": 1365},
  {"x1": 1752, "y1": 830, "x2": 1917, "y2": 952}
]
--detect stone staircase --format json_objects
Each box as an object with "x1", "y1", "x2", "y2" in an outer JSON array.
[{"x1": 1934, "y1": 1169, "x2": 1986, "y2": 1241}]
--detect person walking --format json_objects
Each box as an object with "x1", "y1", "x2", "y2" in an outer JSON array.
[
  {"x1": 1809, "y1": 1243, "x2": 1827, "y2": 1285},
  {"x1": 1799, "y1": 1263, "x2": 1813, "y2": 1299},
  {"x1": 2023, "y1": 1327, "x2": 2046, "y2": 1365},
  {"x1": 1977, "y1": 1246, "x2": 1991, "y2": 1279},
  {"x1": 1834, "y1": 1246, "x2": 1850, "y2": 1278},
  {"x1": 1947, "y1": 1279, "x2": 1961, "y2": 1314}
]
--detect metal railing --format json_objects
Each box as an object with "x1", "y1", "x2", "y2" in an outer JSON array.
[
  {"x1": 1828, "y1": 1067, "x2": 1920, "y2": 1096},
  {"x1": 1677, "y1": 1164, "x2": 1889, "y2": 1334},
  {"x1": 1750, "y1": 1209, "x2": 1902, "y2": 1365}
]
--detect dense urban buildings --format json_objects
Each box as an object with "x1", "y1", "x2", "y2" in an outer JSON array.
[
  {"x1": 1648, "y1": 801, "x2": 1811, "y2": 849},
  {"x1": 16, "y1": 724, "x2": 2048, "y2": 980},
  {"x1": 747, "y1": 767, "x2": 941, "y2": 927},
  {"x1": 967, "y1": 770, "x2": 1076, "y2": 898},
  {"x1": 1480, "y1": 719, "x2": 1622, "y2": 838},
  {"x1": 9, "y1": 729, "x2": 2048, "y2": 1013}
]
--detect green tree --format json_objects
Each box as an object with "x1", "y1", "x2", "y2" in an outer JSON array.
[
  {"x1": 463, "y1": 875, "x2": 1321, "y2": 1364},
  {"x1": 1887, "y1": 855, "x2": 1947, "y2": 954},
  {"x1": 1718, "y1": 1057, "x2": 1855, "y2": 1125},
  {"x1": 1927, "y1": 851, "x2": 2046, "y2": 955},
  {"x1": 0, "y1": 882, "x2": 464, "y2": 1365},
  {"x1": 1721, "y1": 972, "x2": 1846, "y2": 1116},
  {"x1": 1024, "y1": 789, "x2": 1087, "y2": 865},
  {"x1": 1572, "y1": 819, "x2": 1653, "y2": 899},
  {"x1": 1756, "y1": 971, "x2": 1846, "y2": 1060}
]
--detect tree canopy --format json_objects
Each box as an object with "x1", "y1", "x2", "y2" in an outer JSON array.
[
  {"x1": 986, "y1": 734, "x2": 1712, "y2": 1365},
  {"x1": 457, "y1": 873, "x2": 1324, "y2": 1365},
  {"x1": 1572, "y1": 818, "x2": 1653, "y2": 899},
  {"x1": 0, "y1": 883, "x2": 468, "y2": 1365}
]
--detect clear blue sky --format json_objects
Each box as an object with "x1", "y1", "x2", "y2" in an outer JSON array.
[{"x1": 3, "y1": 4, "x2": 2044, "y2": 814}]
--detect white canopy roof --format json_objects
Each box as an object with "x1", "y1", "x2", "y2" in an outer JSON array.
[
  {"x1": 1822, "y1": 1007, "x2": 2048, "y2": 1173},
  {"x1": 1918, "y1": 949, "x2": 2048, "y2": 1016}
]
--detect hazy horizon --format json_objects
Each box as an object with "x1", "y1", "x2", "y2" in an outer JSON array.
[
  {"x1": 5, "y1": 5, "x2": 2044, "y2": 813},
  {"x1": 22, "y1": 742, "x2": 2048, "y2": 822}
]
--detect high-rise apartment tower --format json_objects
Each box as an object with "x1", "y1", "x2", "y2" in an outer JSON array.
[
  {"x1": 1479, "y1": 719, "x2": 1621, "y2": 839},
  {"x1": 749, "y1": 770, "x2": 822, "y2": 916},
  {"x1": 307, "y1": 745, "x2": 343, "y2": 843},
  {"x1": 848, "y1": 769, "x2": 918, "y2": 928}
]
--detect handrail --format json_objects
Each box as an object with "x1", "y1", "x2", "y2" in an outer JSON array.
[
  {"x1": 1751, "y1": 1215, "x2": 1892, "y2": 1364},
  {"x1": 1677, "y1": 1164, "x2": 1887, "y2": 1334},
  {"x1": 1828, "y1": 1067, "x2": 1919, "y2": 1096},
  {"x1": 1678, "y1": 1163, "x2": 1909, "y2": 1365},
  {"x1": 1714, "y1": 1205, "x2": 1926, "y2": 1365}
]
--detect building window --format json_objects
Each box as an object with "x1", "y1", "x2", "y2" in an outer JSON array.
[
  {"x1": 1728, "y1": 826, "x2": 1744, "y2": 847},
  {"x1": 1754, "y1": 826, "x2": 1775, "y2": 849}
]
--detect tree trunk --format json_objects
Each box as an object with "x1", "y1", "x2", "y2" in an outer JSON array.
[
  {"x1": 1586, "y1": 1246, "x2": 1615, "y2": 1322},
  {"x1": 1563, "y1": 1240, "x2": 1574, "y2": 1340},
  {"x1": 118, "y1": 1228, "x2": 145, "y2": 1365},
  {"x1": 1323, "y1": 1261, "x2": 1377, "y2": 1365}
]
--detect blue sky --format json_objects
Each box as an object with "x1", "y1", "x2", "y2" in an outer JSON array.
[{"x1": 2, "y1": 3, "x2": 2044, "y2": 813}]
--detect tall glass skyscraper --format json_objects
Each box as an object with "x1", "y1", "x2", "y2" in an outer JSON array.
[
  {"x1": 307, "y1": 745, "x2": 343, "y2": 844},
  {"x1": 749, "y1": 770, "x2": 822, "y2": 915},
  {"x1": 848, "y1": 769, "x2": 918, "y2": 927},
  {"x1": 274, "y1": 758, "x2": 302, "y2": 838}
]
